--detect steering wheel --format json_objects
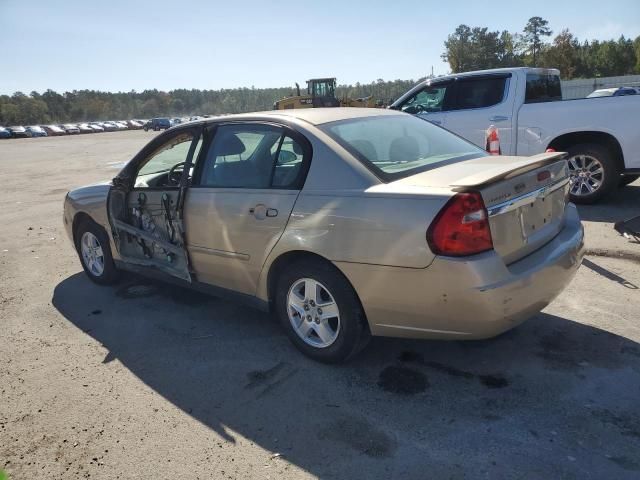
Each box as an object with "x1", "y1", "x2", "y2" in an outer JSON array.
[{"x1": 167, "y1": 162, "x2": 186, "y2": 186}]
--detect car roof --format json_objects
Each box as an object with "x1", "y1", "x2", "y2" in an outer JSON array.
[{"x1": 199, "y1": 107, "x2": 402, "y2": 127}]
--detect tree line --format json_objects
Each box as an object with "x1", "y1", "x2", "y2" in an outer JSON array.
[
  {"x1": 0, "y1": 80, "x2": 419, "y2": 126},
  {"x1": 2, "y1": 16, "x2": 638, "y2": 126},
  {"x1": 442, "y1": 16, "x2": 640, "y2": 79}
]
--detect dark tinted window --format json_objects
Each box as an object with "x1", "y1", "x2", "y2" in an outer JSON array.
[
  {"x1": 452, "y1": 76, "x2": 507, "y2": 110},
  {"x1": 525, "y1": 73, "x2": 562, "y2": 103}
]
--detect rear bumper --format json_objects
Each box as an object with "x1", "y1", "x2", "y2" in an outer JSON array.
[{"x1": 337, "y1": 204, "x2": 584, "y2": 340}]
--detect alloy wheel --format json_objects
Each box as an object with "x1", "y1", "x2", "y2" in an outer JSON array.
[
  {"x1": 568, "y1": 154, "x2": 604, "y2": 197},
  {"x1": 81, "y1": 231, "x2": 105, "y2": 277},
  {"x1": 287, "y1": 278, "x2": 341, "y2": 348}
]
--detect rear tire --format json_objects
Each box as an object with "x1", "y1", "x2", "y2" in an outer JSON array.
[
  {"x1": 566, "y1": 143, "x2": 619, "y2": 204},
  {"x1": 619, "y1": 174, "x2": 639, "y2": 187},
  {"x1": 75, "y1": 220, "x2": 119, "y2": 285},
  {"x1": 275, "y1": 259, "x2": 369, "y2": 363}
]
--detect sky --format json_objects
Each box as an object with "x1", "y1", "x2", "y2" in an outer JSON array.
[{"x1": 1, "y1": 0, "x2": 639, "y2": 94}]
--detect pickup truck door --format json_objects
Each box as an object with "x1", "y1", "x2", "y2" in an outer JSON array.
[{"x1": 443, "y1": 74, "x2": 515, "y2": 155}]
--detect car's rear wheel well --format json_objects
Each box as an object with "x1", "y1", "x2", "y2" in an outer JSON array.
[
  {"x1": 266, "y1": 251, "x2": 366, "y2": 318},
  {"x1": 548, "y1": 131, "x2": 624, "y2": 172}
]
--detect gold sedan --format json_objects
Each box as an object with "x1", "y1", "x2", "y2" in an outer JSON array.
[{"x1": 63, "y1": 108, "x2": 584, "y2": 362}]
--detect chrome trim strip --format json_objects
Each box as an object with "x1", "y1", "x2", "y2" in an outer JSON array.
[
  {"x1": 487, "y1": 178, "x2": 569, "y2": 217},
  {"x1": 189, "y1": 245, "x2": 250, "y2": 261},
  {"x1": 375, "y1": 323, "x2": 471, "y2": 336}
]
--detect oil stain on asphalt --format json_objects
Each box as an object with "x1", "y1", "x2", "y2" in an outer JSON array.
[
  {"x1": 377, "y1": 365, "x2": 428, "y2": 395},
  {"x1": 395, "y1": 351, "x2": 510, "y2": 389}
]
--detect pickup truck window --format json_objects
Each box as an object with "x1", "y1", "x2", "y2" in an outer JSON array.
[
  {"x1": 525, "y1": 73, "x2": 562, "y2": 103},
  {"x1": 398, "y1": 83, "x2": 451, "y2": 114},
  {"x1": 451, "y1": 77, "x2": 507, "y2": 110}
]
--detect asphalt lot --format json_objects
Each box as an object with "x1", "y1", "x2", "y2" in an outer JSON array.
[{"x1": 1, "y1": 131, "x2": 639, "y2": 479}]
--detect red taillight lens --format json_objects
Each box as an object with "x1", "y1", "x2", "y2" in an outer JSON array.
[{"x1": 427, "y1": 192, "x2": 493, "y2": 256}]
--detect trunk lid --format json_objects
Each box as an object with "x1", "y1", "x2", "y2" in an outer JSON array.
[{"x1": 382, "y1": 152, "x2": 570, "y2": 264}]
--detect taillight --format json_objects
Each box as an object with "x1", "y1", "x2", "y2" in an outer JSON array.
[{"x1": 427, "y1": 192, "x2": 493, "y2": 256}]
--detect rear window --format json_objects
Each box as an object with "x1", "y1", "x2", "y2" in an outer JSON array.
[
  {"x1": 525, "y1": 73, "x2": 562, "y2": 103},
  {"x1": 321, "y1": 115, "x2": 486, "y2": 182},
  {"x1": 452, "y1": 76, "x2": 508, "y2": 110}
]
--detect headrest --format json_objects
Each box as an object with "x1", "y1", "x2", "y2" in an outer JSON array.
[
  {"x1": 389, "y1": 136, "x2": 419, "y2": 162},
  {"x1": 349, "y1": 139, "x2": 377, "y2": 160},
  {"x1": 216, "y1": 133, "x2": 246, "y2": 156},
  {"x1": 292, "y1": 141, "x2": 303, "y2": 155}
]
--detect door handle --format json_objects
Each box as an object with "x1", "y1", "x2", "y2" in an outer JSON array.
[
  {"x1": 249, "y1": 204, "x2": 277, "y2": 220},
  {"x1": 489, "y1": 115, "x2": 509, "y2": 122}
]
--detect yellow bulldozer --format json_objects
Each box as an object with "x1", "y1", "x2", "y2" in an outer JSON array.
[{"x1": 273, "y1": 78, "x2": 377, "y2": 110}]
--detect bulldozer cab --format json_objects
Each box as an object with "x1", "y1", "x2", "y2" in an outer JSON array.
[{"x1": 307, "y1": 78, "x2": 337, "y2": 98}]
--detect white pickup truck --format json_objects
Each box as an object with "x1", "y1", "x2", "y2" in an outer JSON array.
[{"x1": 391, "y1": 67, "x2": 640, "y2": 203}]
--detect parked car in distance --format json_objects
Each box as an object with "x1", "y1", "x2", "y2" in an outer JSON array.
[
  {"x1": 101, "y1": 121, "x2": 118, "y2": 131},
  {"x1": 114, "y1": 121, "x2": 128, "y2": 130},
  {"x1": 127, "y1": 120, "x2": 143, "y2": 129},
  {"x1": 78, "y1": 123, "x2": 94, "y2": 134},
  {"x1": 587, "y1": 87, "x2": 639, "y2": 98},
  {"x1": 64, "y1": 108, "x2": 584, "y2": 363},
  {"x1": 391, "y1": 67, "x2": 640, "y2": 203},
  {"x1": 26, "y1": 126, "x2": 47, "y2": 137},
  {"x1": 43, "y1": 125, "x2": 66, "y2": 136},
  {"x1": 8, "y1": 126, "x2": 30, "y2": 138},
  {"x1": 61, "y1": 124, "x2": 80, "y2": 134},
  {"x1": 144, "y1": 118, "x2": 172, "y2": 131},
  {"x1": 88, "y1": 123, "x2": 104, "y2": 132},
  {"x1": 0, "y1": 126, "x2": 13, "y2": 138}
]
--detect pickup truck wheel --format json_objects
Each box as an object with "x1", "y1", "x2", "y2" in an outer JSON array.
[
  {"x1": 275, "y1": 260, "x2": 369, "y2": 363},
  {"x1": 566, "y1": 144, "x2": 619, "y2": 204},
  {"x1": 619, "y1": 174, "x2": 639, "y2": 187}
]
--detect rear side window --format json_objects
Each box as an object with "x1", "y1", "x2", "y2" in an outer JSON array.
[
  {"x1": 452, "y1": 76, "x2": 507, "y2": 110},
  {"x1": 525, "y1": 73, "x2": 562, "y2": 103}
]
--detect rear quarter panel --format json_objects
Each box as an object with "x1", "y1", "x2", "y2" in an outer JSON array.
[{"x1": 256, "y1": 190, "x2": 449, "y2": 300}]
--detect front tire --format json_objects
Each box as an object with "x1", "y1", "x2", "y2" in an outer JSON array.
[
  {"x1": 566, "y1": 143, "x2": 619, "y2": 204},
  {"x1": 75, "y1": 220, "x2": 119, "y2": 285},
  {"x1": 275, "y1": 260, "x2": 369, "y2": 363}
]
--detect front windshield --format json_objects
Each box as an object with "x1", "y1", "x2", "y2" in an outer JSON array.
[{"x1": 321, "y1": 114, "x2": 486, "y2": 181}]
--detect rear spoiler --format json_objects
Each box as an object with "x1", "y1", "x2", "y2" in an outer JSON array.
[{"x1": 451, "y1": 152, "x2": 567, "y2": 190}]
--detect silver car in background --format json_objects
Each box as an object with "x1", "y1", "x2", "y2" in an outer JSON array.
[{"x1": 63, "y1": 108, "x2": 584, "y2": 362}]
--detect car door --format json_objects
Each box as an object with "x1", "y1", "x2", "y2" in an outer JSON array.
[
  {"x1": 444, "y1": 74, "x2": 515, "y2": 154},
  {"x1": 183, "y1": 122, "x2": 310, "y2": 295},
  {"x1": 108, "y1": 125, "x2": 202, "y2": 281}
]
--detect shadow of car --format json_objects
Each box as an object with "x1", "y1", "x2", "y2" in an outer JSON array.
[{"x1": 52, "y1": 272, "x2": 640, "y2": 478}]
